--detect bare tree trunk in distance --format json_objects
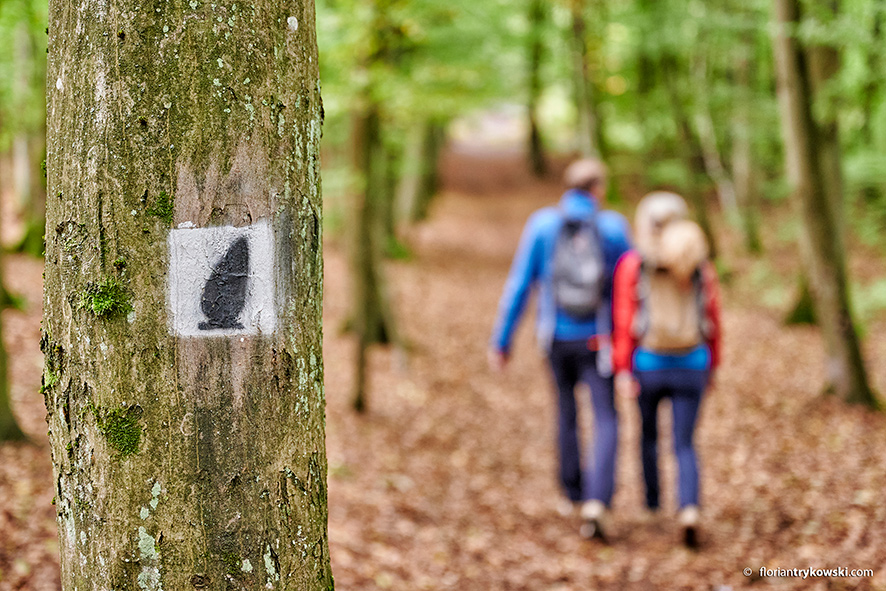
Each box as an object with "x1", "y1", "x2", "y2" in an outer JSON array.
[
  {"x1": 396, "y1": 119, "x2": 444, "y2": 228},
  {"x1": 44, "y1": 0, "x2": 334, "y2": 588},
  {"x1": 348, "y1": 0, "x2": 402, "y2": 413},
  {"x1": 732, "y1": 29, "x2": 763, "y2": 254},
  {"x1": 527, "y1": 0, "x2": 547, "y2": 177},
  {"x1": 660, "y1": 54, "x2": 719, "y2": 259},
  {"x1": 0, "y1": 265, "x2": 25, "y2": 440},
  {"x1": 772, "y1": 0, "x2": 879, "y2": 407},
  {"x1": 569, "y1": 0, "x2": 601, "y2": 158},
  {"x1": 350, "y1": 104, "x2": 399, "y2": 413}
]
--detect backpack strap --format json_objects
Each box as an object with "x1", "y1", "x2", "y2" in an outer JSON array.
[
  {"x1": 694, "y1": 265, "x2": 714, "y2": 340},
  {"x1": 631, "y1": 259, "x2": 651, "y2": 339}
]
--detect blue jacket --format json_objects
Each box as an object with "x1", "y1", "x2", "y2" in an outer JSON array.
[{"x1": 491, "y1": 189, "x2": 632, "y2": 353}]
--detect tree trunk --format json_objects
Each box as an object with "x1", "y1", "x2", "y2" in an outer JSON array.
[
  {"x1": 44, "y1": 1, "x2": 334, "y2": 589},
  {"x1": 569, "y1": 0, "x2": 602, "y2": 158},
  {"x1": 806, "y1": 21, "x2": 845, "y2": 254},
  {"x1": 0, "y1": 265, "x2": 25, "y2": 440},
  {"x1": 660, "y1": 54, "x2": 719, "y2": 259},
  {"x1": 527, "y1": 0, "x2": 547, "y2": 177},
  {"x1": 732, "y1": 33, "x2": 763, "y2": 254},
  {"x1": 396, "y1": 119, "x2": 444, "y2": 227},
  {"x1": 350, "y1": 104, "x2": 399, "y2": 413},
  {"x1": 13, "y1": 133, "x2": 47, "y2": 258},
  {"x1": 772, "y1": 0, "x2": 879, "y2": 407},
  {"x1": 692, "y1": 54, "x2": 738, "y2": 225}
]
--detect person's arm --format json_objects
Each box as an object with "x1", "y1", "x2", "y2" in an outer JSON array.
[
  {"x1": 702, "y1": 261, "x2": 722, "y2": 371},
  {"x1": 489, "y1": 213, "x2": 546, "y2": 360},
  {"x1": 611, "y1": 251, "x2": 640, "y2": 376}
]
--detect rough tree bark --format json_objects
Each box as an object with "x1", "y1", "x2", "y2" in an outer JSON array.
[
  {"x1": 772, "y1": 0, "x2": 879, "y2": 407},
  {"x1": 44, "y1": 0, "x2": 334, "y2": 588}
]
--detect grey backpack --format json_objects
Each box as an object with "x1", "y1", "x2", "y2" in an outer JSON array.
[{"x1": 551, "y1": 214, "x2": 605, "y2": 319}]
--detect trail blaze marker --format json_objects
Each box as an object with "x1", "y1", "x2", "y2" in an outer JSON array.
[{"x1": 168, "y1": 221, "x2": 276, "y2": 336}]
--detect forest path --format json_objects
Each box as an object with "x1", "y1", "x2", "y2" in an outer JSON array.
[
  {"x1": 323, "y1": 150, "x2": 886, "y2": 590},
  {"x1": 1, "y1": 151, "x2": 886, "y2": 591}
]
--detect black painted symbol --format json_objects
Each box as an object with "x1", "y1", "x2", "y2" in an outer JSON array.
[{"x1": 198, "y1": 236, "x2": 249, "y2": 330}]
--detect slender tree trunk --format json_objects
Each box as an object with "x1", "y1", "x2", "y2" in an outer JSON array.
[
  {"x1": 350, "y1": 105, "x2": 399, "y2": 413},
  {"x1": 862, "y1": 9, "x2": 882, "y2": 147},
  {"x1": 414, "y1": 122, "x2": 444, "y2": 220},
  {"x1": 0, "y1": 264, "x2": 25, "y2": 440},
  {"x1": 569, "y1": 0, "x2": 601, "y2": 158},
  {"x1": 806, "y1": 21, "x2": 845, "y2": 253},
  {"x1": 660, "y1": 54, "x2": 719, "y2": 259},
  {"x1": 13, "y1": 134, "x2": 47, "y2": 257},
  {"x1": 396, "y1": 119, "x2": 443, "y2": 227},
  {"x1": 527, "y1": 0, "x2": 547, "y2": 177},
  {"x1": 732, "y1": 33, "x2": 763, "y2": 253},
  {"x1": 772, "y1": 0, "x2": 878, "y2": 407},
  {"x1": 44, "y1": 1, "x2": 334, "y2": 589}
]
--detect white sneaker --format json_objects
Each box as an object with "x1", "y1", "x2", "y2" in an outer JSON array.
[
  {"x1": 678, "y1": 505, "x2": 700, "y2": 548},
  {"x1": 579, "y1": 500, "x2": 608, "y2": 542}
]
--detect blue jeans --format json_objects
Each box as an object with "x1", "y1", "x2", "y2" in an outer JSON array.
[
  {"x1": 548, "y1": 340, "x2": 617, "y2": 504},
  {"x1": 635, "y1": 368, "x2": 708, "y2": 510}
]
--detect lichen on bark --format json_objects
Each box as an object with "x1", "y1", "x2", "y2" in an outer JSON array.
[{"x1": 44, "y1": 0, "x2": 330, "y2": 587}]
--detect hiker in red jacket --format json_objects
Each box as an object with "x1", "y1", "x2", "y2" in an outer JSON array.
[{"x1": 611, "y1": 191, "x2": 721, "y2": 548}]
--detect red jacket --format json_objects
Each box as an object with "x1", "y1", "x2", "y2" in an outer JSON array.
[{"x1": 611, "y1": 251, "x2": 721, "y2": 374}]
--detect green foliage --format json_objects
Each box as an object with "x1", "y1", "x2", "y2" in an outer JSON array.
[
  {"x1": 852, "y1": 277, "x2": 886, "y2": 325},
  {"x1": 0, "y1": 0, "x2": 47, "y2": 149},
  {"x1": 146, "y1": 191, "x2": 174, "y2": 225},
  {"x1": 80, "y1": 279, "x2": 133, "y2": 319}
]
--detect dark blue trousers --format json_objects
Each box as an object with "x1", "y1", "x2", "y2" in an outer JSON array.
[
  {"x1": 635, "y1": 368, "x2": 708, "y2": 510},
  {"x1": 547, "y1": 340, "x2": 617, "y2": 504}
]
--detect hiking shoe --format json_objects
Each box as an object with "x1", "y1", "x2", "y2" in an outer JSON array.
[
  {"x1": 678, "y1": 505, "x2": 700, "y2": 549},
  {"x1": 579, "y1": 500, "x2": 608, "y2": 542}
]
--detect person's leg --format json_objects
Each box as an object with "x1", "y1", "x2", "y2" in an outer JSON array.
[
  {"x1": 581, "y1": 354, "x2": 618, "y2": 506},
  {"x1": 670, "y1": 369, "x2": 707, "y2": 509},
  {"x1": 548, "y1": 341, "x2": 582, "y2": 502},
  {"x1": 636, "y1": 371, "x2": 667, "y2": 511}
]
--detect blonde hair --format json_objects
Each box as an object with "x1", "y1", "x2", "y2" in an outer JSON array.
[
  {"x1": 659, "y1": 220, "x2": 709, "y2": 282},
  {"x1": 634, "y1": 191, "x2": 689, "y2": 263}
]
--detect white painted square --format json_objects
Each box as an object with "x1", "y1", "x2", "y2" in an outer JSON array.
[{"x1": 168, "y1": 220, "x2": 277, "y2": 337}]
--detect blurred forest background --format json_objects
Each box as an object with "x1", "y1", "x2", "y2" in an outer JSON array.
[{"x1": 2, "y1": 0, "x2": 886, "y2": 589}]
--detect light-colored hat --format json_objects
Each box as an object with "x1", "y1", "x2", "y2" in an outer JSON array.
[
  {"x1": 634, "y1": 191, "x2": 690, "y2": 264},
  {"x1": 563, "y1": 158, "x2": 607, "y2": 191}
]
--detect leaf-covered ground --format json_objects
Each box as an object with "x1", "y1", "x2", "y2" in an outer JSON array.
[{"x1": 2, "y1": 151, "x2": 886, "y2": 590}]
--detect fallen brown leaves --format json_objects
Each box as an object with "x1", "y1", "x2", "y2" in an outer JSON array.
[{"x1": 2, "y1": 156, "x2": 886, "y2": 590}]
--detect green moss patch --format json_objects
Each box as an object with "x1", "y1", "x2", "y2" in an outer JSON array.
[
  {"x1": 39, "y1": 370, "x2": 59, "y2": 395},
  {"x1": 146, "y1": 191, "x2": 174, "y2": 225},
  {"x1": 80, "y1": 279, "x2": 133, "y2": 319},
  {"x1": 95, "y1": 406, "x2": 142, "y2": 458}
]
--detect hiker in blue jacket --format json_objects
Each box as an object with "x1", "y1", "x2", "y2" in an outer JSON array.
[{"x1": 489, "y1": 158, "x2": 632, "y2": 540}]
